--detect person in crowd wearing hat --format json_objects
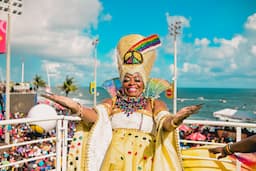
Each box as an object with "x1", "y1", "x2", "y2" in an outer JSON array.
[
  {"x1": 209, "y1": 134, "x2": 256, "y2": 159},
  {"x1": 42, "y1": 34, "x2": 202, "y2": 171}
]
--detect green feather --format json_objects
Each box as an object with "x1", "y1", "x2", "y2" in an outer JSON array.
[{"x1": 145, "y1": 78, "x2": 171, "y2": 98}]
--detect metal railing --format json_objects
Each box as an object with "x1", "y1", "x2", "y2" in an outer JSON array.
[
  {"x1": 0, "y1": 117, "x2": 255, "y2": 171},
  {"x1": 181, "y1": 120, "x2": 256, "y2": 171},
  {"x1": 0, "y1": 115, "x2": 80, "y2": 171}
]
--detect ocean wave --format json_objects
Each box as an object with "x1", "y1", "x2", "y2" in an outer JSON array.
[{"x1": 178, "y1": 97, "x2": 213, "y2": 102}]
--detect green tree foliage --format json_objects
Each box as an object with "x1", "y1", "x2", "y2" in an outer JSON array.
[
  {"x1": 59, "y1": 76, "x2": 78, "y2": 96},
  {"x1": 32, "y1": 74, "x2": 46, "y2": 91}
]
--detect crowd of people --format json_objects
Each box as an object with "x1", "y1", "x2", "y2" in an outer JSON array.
[
  {"x1": 179, "y1": 124, "x2": 256, "y2": 149},
  {"x1": 0, "y1": 99, "x2": 76, "y2": 170},
  {"x1": 0, "y1": 111, "x2": 59, "y2": 170},
  {"x1": 0, "y1": 142, "x2": 56, "y2": 171}
]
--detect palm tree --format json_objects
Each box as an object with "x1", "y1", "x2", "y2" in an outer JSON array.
[
  {"x1": 59, "y1": 76, "x2": 78, "y2": 96},
  {"x1": 32, "y1": 74, "x2": 46, "y2": 91}
]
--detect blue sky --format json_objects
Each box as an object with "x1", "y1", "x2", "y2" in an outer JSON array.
[{"x1": 0, "y1": 0, "x2": 256, "y2": 88}]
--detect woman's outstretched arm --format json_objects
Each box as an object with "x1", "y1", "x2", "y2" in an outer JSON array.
[
  {"x1": 41, "y1": 93, "x2": 98, "y2": 123},
  {"x1": 153, "y1": 100, "x2": 202, "y2": 131}
]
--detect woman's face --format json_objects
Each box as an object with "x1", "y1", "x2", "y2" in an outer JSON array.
[{"x1": 122, "y1": 73, "x2": 144, "y2": 97}]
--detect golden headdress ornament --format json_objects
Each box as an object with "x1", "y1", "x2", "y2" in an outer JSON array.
[{"x1": 117, "y1": 34, "x2": 161, "y2": 86}]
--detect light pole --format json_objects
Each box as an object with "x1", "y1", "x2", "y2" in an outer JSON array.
[
  {"x1": 92, "y1": 38, "x2": 99, "y2": 107},
  {"x1": 46, "y1": 66, "x2": 56, "y2": 92},
  {"x1": 0, "y1": 0, "x2": 23, "y2": 144},
  {"x1": 46, "y1": 66, "x2": 52, "y2": 92},
  {"x1": 169, "y1": 21, "x2": 181, "y2": 115}
]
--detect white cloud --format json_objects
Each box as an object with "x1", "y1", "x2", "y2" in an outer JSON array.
[
  {"x1": 251, "y1": 45, "x2": 256, "y2": 56},
  {"x1": 165, "y1": 13, "x2": 190, "y2": 28},
  {"x1": 101, "y1": 13, "x2": 112, "y2": 21},
  {"x1": 99, "y1": 48, "x2": 118, "y2": 76},
  {"x1": 0, "y1": 0, "x2": 110, "y2": 85},
  {"x1": 10, "y1": 0, "x2": 103, "y2": 64},
  {"x1": 41, "y1": 59, "x2": 93, "y2": 86},
  {"x1": 162, "y1": 13, "x2": 256, "y2": 88},
  {"x1": 245, "y1": 13, "x2": 256, "y2": 30},
  {"x1": 181, "y1": 62, "x2": 201, "y2": 73},
  {"x1": 195, "y1": 38, "x2": 210, "y2": 47},
  {"x1": 213, "y1": 35, "x2": 246, "y2": 49}
]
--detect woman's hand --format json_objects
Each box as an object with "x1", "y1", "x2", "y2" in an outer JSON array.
[
  {"x1": 41, "y1": 92, "x2": 79, "y2": 113},
  {"x1": 208, "y1": 146, "x2": 227, "y2": 159},
  {"x1": 41, "y1": 92, "x2": 98, "y2": 123},
  {"x1": 163, "y1": 104, "x2": 202, "y2": 131},
  {"x1": 172, "y1": 104, "x2": 203, "y2": 126}
]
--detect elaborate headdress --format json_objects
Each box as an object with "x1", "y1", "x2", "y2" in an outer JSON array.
[{"x1": 117, "y1": 34, "x2": 161, "y2": 86}]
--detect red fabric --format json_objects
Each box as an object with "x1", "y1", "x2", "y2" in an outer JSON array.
[
  {"x1": 229, "y1": 153, "x2": 256, "y2": 171},
  {"x1": 0, "y1": 20, "x2": 7, "y2": 53},
  {"x1": 179, "y1": 124, "x2": 192, "y2": 132},
  {"x1": 186, "y1": 132, "x2": 206, "y2": 141}
]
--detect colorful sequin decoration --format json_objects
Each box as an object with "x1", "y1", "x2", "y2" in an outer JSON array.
[{"x1": 115, "y1": 90, "x2": 147, "y2": 116}]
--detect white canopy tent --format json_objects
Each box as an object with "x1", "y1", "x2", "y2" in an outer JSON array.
[{"x1": 213, "y1": 108, "x2": 256, "y2": 123}]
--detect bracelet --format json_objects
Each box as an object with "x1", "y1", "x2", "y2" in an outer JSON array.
[
  {"x1": 223, "y1": 143, "x2": 234, "y2": 155},
  {"x1": 170, "y1": 119, "x2": 179, "y2": 128},
  {"x1": 227, "y1": 143, "x2": 234, "y2": 154}
]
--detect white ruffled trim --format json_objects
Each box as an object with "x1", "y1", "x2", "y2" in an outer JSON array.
[
  {"x1": 86, "y1": 104, "x2": 112, "y2": 171},
  {"x1": 154, "y1": 110, "x2": 169, "y2": 126}
]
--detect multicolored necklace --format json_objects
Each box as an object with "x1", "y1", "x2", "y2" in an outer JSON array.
[{"x1": 115, "y1": 90, "x2": 147, "y2": 117}]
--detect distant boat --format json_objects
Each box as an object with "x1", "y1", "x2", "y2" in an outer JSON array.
[
  {"x1": 219, "y1": 98, "x2": 227, "y2": 103},
  {"x1": 197, "y1": 96, "x2": 204, "y2": 100},
  {"x1": 213, "y1": 108, "x2": 256, "y2": 123}
]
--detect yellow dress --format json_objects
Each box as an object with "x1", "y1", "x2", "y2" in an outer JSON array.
[
  {"x1": 67, "y1": 104, "x2": 182, "y2": 171},
  {"x1": 182, "y1": 145, "x2": 256, "y2": 171}
]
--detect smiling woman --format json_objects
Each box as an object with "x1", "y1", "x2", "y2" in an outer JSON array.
[
  {"x1": 122, "y1": 73, "x2": 145, "y2": 97},
  {"x1": 42, "y1": 34, "x2": 202, "y2": 171}
]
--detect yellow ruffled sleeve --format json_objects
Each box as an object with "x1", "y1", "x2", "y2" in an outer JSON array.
[{"x1": 152, "y1": 113, "x2": 183, "y2": 171}]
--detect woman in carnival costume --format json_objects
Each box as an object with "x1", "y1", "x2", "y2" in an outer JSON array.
[{"x1": 42, "y1": 34, "x2": 202, "y2": 171}]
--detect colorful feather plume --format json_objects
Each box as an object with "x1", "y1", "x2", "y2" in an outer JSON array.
[
  {"x1": 102, "y1": 78, "x2": 121, "y2": 97},
  {"x1": 145, "y1": 78, "x2": 171, "y2": 98}
]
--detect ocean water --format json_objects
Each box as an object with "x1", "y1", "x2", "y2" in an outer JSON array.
[
  {"x1": 51, "y1": 87, "x2": 256, "y2": 121},
  {"x1": 175, "y1": 88, "x2": 256, "y2": 121}
]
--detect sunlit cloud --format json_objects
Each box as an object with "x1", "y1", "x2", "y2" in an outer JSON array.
[{"x1": 245, "y1": 13, "x2": 256, "y2": 30}]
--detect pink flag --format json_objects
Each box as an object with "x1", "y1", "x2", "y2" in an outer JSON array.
[{"x1": 0, "y1": 20, "x2": 7, "y2": 54}]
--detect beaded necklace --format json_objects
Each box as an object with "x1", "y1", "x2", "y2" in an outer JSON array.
[{"x1": 115, "y1": 90, "x2": 147, "y2": 117}]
